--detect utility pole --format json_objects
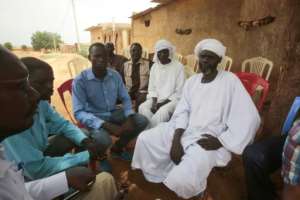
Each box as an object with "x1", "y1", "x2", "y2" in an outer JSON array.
[
  {"x1": 52, "y1": 35, "x2": 57, "y2": 52},
  {"x1": 71, "y1": 0, "x2": 81, "y2": 51}
]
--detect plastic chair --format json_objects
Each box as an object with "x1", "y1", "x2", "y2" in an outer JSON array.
[
  {"x1": 235, "y1": 72, "x2": 269, "y2": 112},
  {"x1": 175, "y1": 53, "x2": 184, "y2": 63},
  {"x1": 68, "y1": 58, "x2": 89, "y2": 78},
  {"x1": 142, "y1": 49, "x2": 149, "y2": 59},
  {"x1": 281, "y1": 97, "x2": 300, "y2": 135},
  {"x1": 122, "y1": 47, "x2": 130, "y2": 59},
  {"x1": 185, "y1": 54, "x2": 198, "y2": 72},
  {"x1": 218, "y1": 56, "x2": 233, "y2": 71},
  {"x1": 241, "y1": 56, "x2": 273, "y2": 80},
  {"x1": 57, "y1": 79, "x2": 78, "y2": 124}
]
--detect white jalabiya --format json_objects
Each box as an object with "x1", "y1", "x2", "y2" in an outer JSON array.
[
  {"x1": 138, "y1": 59, "x2": 185, "y2": 128},
  {"x1": 132, "y1": 70, "x2": 261, "y2": 199}
]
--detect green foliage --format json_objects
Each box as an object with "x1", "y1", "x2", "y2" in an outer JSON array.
[
  {"x1": 21, "y1": 44, "x2": 28, "y2": 51},
  {"x1": 79, "y1": 49, "x2": 88, "y2": 58},
  {"x1": 31, "y1": 31, "x2": 63, "y2": 51},
  {"x1": 78, "y1": 44, "x2": 89, "y2": 58},
  {"x1": 4, "y1": 42, "x2": 13, "y2": 50}
]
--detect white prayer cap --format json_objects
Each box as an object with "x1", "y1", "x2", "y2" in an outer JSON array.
[
  {"x1": 194, "y1": 39, "x2": 226, "y2": 58},
  {"x1": 153, "y1": 39, "x2": 176, "y2": 63}
]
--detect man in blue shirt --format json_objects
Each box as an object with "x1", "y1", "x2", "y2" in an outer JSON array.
[
  {"x1": 72, "y1": 42, "x2": 148, "y2": 161},
  {"x1": 2, "y1": 57, "x2": 106, "y2": 180}
]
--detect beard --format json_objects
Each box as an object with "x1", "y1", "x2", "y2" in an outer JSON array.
[{"x1": 200, "y1": 63, "x2": 214, "y2": 75}]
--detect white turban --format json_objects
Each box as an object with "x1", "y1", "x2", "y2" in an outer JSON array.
[
  {"x1": 153, "y1": 39, "x2": 176, "y2": 64},
  {"x1": 194, "y1": 38, "x2": 226, "y2": 58}
]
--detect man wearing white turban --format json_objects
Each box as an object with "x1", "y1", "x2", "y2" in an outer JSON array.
[
  {"x1": 132, "y1": 39, "x2": 261, "y2": 199},
  {"x1": 138, "y1": 39, "x2": 185, "y2": 128}
]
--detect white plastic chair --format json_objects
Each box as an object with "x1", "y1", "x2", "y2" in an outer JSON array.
[
  {"x1": 142, "y1": 49, "x2": 149, "y2": 59},
  {"x1": 241, "y1": 56, "x2": 273, "y2": 80},
  {"x1": 68, "y1": 57, "x2": 89, "y2": 78},
  {"x1": 175, "y1": 53, "x2": 184, "y2": 63},
  {"x1": 185, "y1": 54, "x2": 198, "y2": 73},
  {"x1": 122, "y1": 47, "x2": 130, "y2": 59},
  {"x1": 218, "y1": 56, "x2": 233, "y2": 71}
]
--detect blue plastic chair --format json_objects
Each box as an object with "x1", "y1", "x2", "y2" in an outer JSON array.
[{"x1": 282, "y1": 97, "x2": 300, "y2": 135}]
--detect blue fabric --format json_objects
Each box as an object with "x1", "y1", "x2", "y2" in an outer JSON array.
[
  {"x1": 88, "y1": 109, "x2": 148, "y2": 149},
  {"x1": 72, "y1": 68, "x2": 134, "y2": 129},
  {"x1": 2, "y1": 101, "x2": 89, "y2": 180},
  {"x1": 99, "y1": 159, "x2": 112, "y2": 173},
  {"x1": 282, "y1": 97, "x2": 300, "y2": 135}
]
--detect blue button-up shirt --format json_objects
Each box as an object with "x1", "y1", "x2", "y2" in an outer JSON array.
[
  {"x1": 2, "y1": 101, "x2": 89, "y2": 180},
  {"x1": 72, "y1": 68, "x2": 134, "y2": 129}
]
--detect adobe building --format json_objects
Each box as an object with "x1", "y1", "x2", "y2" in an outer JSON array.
[
  {"x1": 85, "y1": 22, "x2": 131, "y2": 54},
  {"x1": 131, "y1": 0, "x2": 300, "y2": 135}
]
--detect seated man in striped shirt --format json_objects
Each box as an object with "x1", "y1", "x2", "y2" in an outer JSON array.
[
  {"x1": 243, "y1": 113, "x2": 300, "y2": 200},
  {"x1": 123, "y1": 43, "x2": 150, "y2": 111},
  {"x1": 282, "y1": 120, "x2": 300, "y2": 200}
]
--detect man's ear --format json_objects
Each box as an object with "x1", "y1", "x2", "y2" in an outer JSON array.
[{"x1": 88, "y1": 54, "x2": 91, "y2": 61}]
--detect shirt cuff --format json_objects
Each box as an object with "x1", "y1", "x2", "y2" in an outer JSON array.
[
  {"x1": 147, "y1": 91, "x2": 157, "y2": 99},
  {"x1": 78, "y1": 150, "x2": 90, "y2": 162},
  {"x1": 175, "y1": 119, "x2": 188, "y2": 130},
  {"x1": 74, "y1": 132, "x2": 88, "y2": 146},
  {"x1": 93, "y1": 118, "x2": 104, "y2": 129},
  {"x1": 217, "y1": 131, "x2": 242, "y2": 155},
  {"x1": 45, "y1": 172, "x2": 69, "y2": 198}
]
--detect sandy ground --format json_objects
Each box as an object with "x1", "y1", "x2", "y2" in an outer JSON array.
[
  {"x1": 14, "y1": 50, "x2": 86, "y2": 122},
  {"x1": 13, "y1": 51, "x2": 281, "y2": 200}
]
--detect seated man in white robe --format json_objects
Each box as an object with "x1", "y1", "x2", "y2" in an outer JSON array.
[
  {"x1": 138, "y1": 39, "x2": 185, "y2": 128},
  {"x1": 131, "y1": 39, "x2": 261, "y2": 199}
]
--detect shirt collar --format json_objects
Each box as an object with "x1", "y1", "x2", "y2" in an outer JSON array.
[
  {"x1": 86, "y1": 68, "x2": 113, "y2": 81},
  {"x1": 129, "y1": 58, "x2": 143, "y2": 65}
]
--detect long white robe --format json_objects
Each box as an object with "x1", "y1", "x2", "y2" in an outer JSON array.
[
  {"x1": 138, "y1": 60, "x2": 185, "y2": 128},
  {"x1": 132, "y1": 70, "x2": 261, "y2": 199}
]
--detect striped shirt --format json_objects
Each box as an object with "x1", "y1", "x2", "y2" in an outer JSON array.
[{"x1": 282, "y1": 120, "x2": 300, "y2": 185}]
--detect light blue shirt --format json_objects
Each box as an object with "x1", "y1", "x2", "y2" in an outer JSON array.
[
  {"x1": 72, "y1": 68, "x2": 134, "y2": 129},
  {"x1": 2, "y1": 101, "x2": 89, "y2": 180}
]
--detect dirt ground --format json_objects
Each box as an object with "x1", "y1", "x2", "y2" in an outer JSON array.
[{"x1": 13, "y1": 51, "x2": 281, "y2": 200}]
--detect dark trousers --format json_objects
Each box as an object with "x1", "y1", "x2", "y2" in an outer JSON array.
[
  {"x1": 89, "y1": 109, "x2": 148, "y2": 150},
  {"x1": 130, "y1": 91, "x2": 147, "y2": 111},
  {"x1": 242, "y1": 135, "x2": 287, "y2": 200}
]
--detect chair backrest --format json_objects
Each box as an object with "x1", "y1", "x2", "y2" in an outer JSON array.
[
  {"x1": 241, "y1": 56, "x2": 273, "y2": 80},
  {"x1": 235, "y1": 72, "x2": 269, "y2": 112},
  {"x1": 67, "y1": 58, "x2": 89, "y2": 78},
  {"x1": 175, "y1": 53, "x2": 184, "y2": 63},
  {"x1": 281, "y1": 97, "x2": 300, "y2": 135},
  {"x1": 57, "y1": 79, "x2": 76, "y2": 124},
  {"x1": 142, "y1": 49, "x2": 149, "y2": 59},
  {"x1": 218, "y1": 56, "x2": 233, "y2": 71},
  {"x1": 185, "y1": 54, "x2": 198, "y2": 72},
  {"x1": 122, "y1": 47, "x2": 130, "y2": 59}
]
